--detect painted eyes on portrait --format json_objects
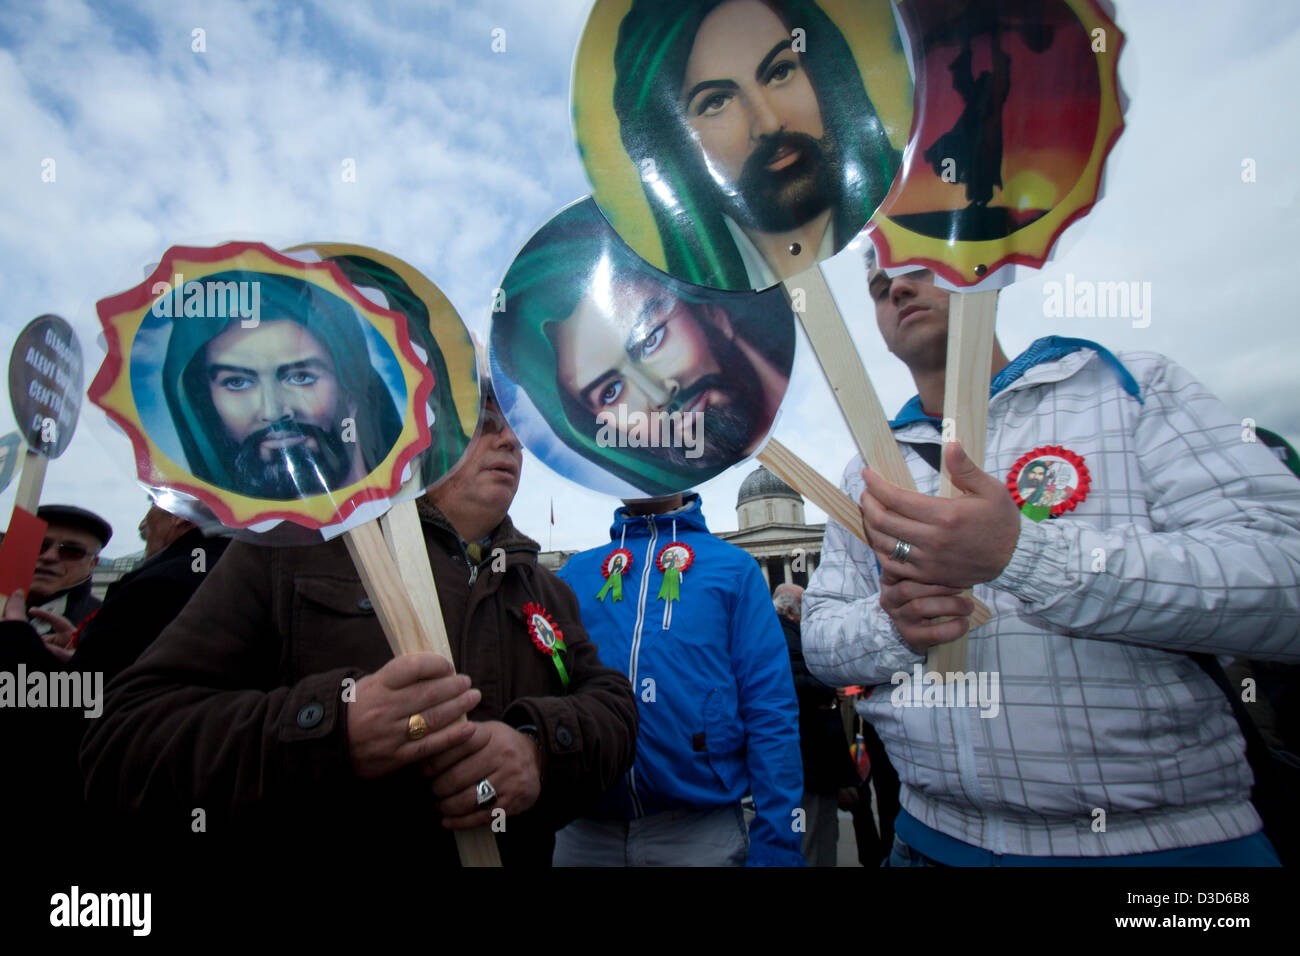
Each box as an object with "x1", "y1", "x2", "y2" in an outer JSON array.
[
  {"x1": 211, "y1": 367, "x2": 321, "y2": 392},
  {"x1": 764, "y1": 57, "x2": 798, "y2": 88},
  {"x1": 213, "y1": 372, "x2": 255, "y2": 392},
  {"x1": 582, "y1": 321, "x2": 668, "y2": 411},
  {"x1": 282, "y1": 369, "x2": 320, "y2": 387},
  {"x1": 696, "y1": 91, "x2": 733, "y2": 118},
  {"x1": 637, "y1": 324, "x2": 666, "y2": 358},
  {"x1": 594, "y1": 379, "x2": 624, "y2": 408},
  {"x1": 689, "y1": 54, "x2": 801, "y2": 119}
]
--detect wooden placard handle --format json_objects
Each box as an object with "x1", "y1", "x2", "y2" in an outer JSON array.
[
  {"x1": 757, "y1": 439, "x2": 990, "y2": 627},
  {"x1": 782, "y1": 269, "x2": 915, "y2": 490},
  {"x1": 776, "y1": 267, "x2": 992, "y2": 632},
  {"x1": 13, "y1": 450, "x2": 48, "y2": 514},
  {"x1": 344, "y1": 512, "x2": 502, "y2": 867},
  {"x1": 757, "y1": 440, "x2": 869, "y2": 548},
  {"x1": 379, "y1": 499, "x2": 453, "y2": 658},
  {"x1": 928, "y1": 289, "x2": 999, "y2": 675}
]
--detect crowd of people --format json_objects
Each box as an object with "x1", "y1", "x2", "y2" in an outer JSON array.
[
  {"x1": 3, "y1": 247, "x2": 1298, "y2": 870},
  {"x1": 3, "y1": 0, "x2": 1298, "y2": 873}
]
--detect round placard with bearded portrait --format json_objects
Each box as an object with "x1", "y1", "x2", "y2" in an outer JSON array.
[
  {"x1": 573, "y1": 0, "x2": 913, "y2": 293},
  {"x1": 89, "y1": 241, "x2": 442, "y2": 532},
  {"x1": 489, "y1": 198, "x2": 795, "y2": 498},
  {"x1": 285, "y1": 242, "x2": 481, "y2": 494}
]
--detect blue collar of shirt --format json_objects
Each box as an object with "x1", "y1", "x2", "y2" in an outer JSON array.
[{"x1": 890, "y1": 335, "x2": 1142, "y2": 428}]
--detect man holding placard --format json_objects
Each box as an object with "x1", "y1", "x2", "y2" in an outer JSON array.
[
  {"x1": 80, "y1": 401, "x2": 638, "y2": 865},
  {"x1": 802, "y1": 255, "x2": 1300, "y2": 865}
]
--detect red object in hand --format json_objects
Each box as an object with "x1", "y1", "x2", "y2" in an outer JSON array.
[{"x1": 0, "y1": 507, "x2": 48, "y2": 599}]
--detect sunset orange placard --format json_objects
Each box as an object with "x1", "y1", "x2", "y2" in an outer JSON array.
[{"x1": 871, "y1": 0, "x2": 1125, "y2": 286}]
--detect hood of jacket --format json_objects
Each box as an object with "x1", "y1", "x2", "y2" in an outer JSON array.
[{"x1": 606, "y1": 492, "x2": 710, "y2": 542}]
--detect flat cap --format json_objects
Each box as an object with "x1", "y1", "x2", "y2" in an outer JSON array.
[{"x1": 36, "y1": 505, "x2": 113, "y2": 548}]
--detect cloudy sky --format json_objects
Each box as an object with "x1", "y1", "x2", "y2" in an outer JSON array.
[{"x1": 2, "y1": 0, "x2": 1297, "y2": 558}]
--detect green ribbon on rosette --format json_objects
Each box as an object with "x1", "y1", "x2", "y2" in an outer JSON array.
[
  {"x1": 656, "y1": 567, "x2": 679, "y2": 604},
  {"x1": 597, "y1": 572, "x2": 623, "y2": 602},
  {"x1": 550, "y1": 639, "x2": 570, "y2": 689},
  {"x1": 1020, "y1": 503, "x2": 1052, "y2": 523}
]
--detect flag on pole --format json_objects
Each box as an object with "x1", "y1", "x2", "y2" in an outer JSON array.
[{"x1": 550, "y1": 499, "x2": 555, "y2": 525}]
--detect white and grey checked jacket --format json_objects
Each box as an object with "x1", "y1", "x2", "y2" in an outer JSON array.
[{"x1": 803, "y1": 346, "x2": 1300, "y2": 857}]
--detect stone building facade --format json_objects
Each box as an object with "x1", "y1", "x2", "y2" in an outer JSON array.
[{"x1": 718, "y1": 466, "x2": 823, "y2": 593}]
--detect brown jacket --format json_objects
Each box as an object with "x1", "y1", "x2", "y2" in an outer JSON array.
[{"x1": 79, "y1": 502, "x2": 637, "y2": 866}]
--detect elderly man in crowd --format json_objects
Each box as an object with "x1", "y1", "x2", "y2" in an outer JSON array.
[
  {"x1": 21, "y1": 505, "x2": 112, "y2": 635},
  {"x1": 2, "y1": 503, "x2": 230, "y2": 834},
  {"x1": 80, "y1": 399, "x2": 638, "y2": 866}
]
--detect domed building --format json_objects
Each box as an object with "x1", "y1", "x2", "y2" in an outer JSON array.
[{"x1": 719, "y1": 466, "x2": 824, "y2": 592}]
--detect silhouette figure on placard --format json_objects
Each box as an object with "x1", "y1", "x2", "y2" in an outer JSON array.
[
  {"x1": 892, "y1": 0, "x2": 1063, "y2": 242},
  {"x1": 923, "y1": 26, "x2": 1010, "y2": 208}
]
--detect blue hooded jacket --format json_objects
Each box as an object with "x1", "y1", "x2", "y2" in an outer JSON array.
[{"x1": 557, "y1": 493, "x2": 804, "y2": 866}]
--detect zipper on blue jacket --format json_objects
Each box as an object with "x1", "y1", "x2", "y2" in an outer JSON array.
[{"x1": 624, "y1": 514, "x2": 657, "y2": 818}]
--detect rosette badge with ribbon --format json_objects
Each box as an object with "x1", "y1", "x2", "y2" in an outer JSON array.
[
  {"x1": 524, "y1": 602, "x2": 569, "y2": 689},
  {"x1": 1007, "y1": 445, "x2": 1091, "y2": 523},
  {"x1": 655, "y1": 542, "x2": 694, "y2": 629},
  {"x1": 597, "y1": 548, "x2": 634, "y2": 603}
]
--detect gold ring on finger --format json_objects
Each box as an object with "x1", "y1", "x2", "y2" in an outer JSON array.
[{"x1": 407, "y1": 713, "x2": 430, "y2": 741}]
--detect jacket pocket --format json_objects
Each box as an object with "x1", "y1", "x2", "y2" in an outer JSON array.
[
  {"x1": 290, "y1": 576, "x2": 388, "y2": 677},
  {"x1": 702, "y1": 686, "x2": 746, "y2": 793}
]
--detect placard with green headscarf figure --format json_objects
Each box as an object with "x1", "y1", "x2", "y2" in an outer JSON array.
[
  {"x1": 89, "y1": 241, "x2": 439, "y2": 530},
  {"x1": 285, "y1": 242, "x2": 478, "y2": 494},
  {"x1": 573, "y1": 0, "x2": 911, "y2": 293},
  {"x1": 490, "y1": 198, "x2": 794, "y2": 497}
]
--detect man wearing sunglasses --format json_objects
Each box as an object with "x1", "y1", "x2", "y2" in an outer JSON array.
[
  {"x1": 3, "y1": 500, "x2": 234, "y2": 842},
  {"x1": 80, "y1": 397, "x2": 638, "y2": 867},
  {"x1": 0, "y1": 505, "x2": 110, "y2": 842},
  {"x1": 26, "y1": 505, "x2": 112, "y2": 636}
]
